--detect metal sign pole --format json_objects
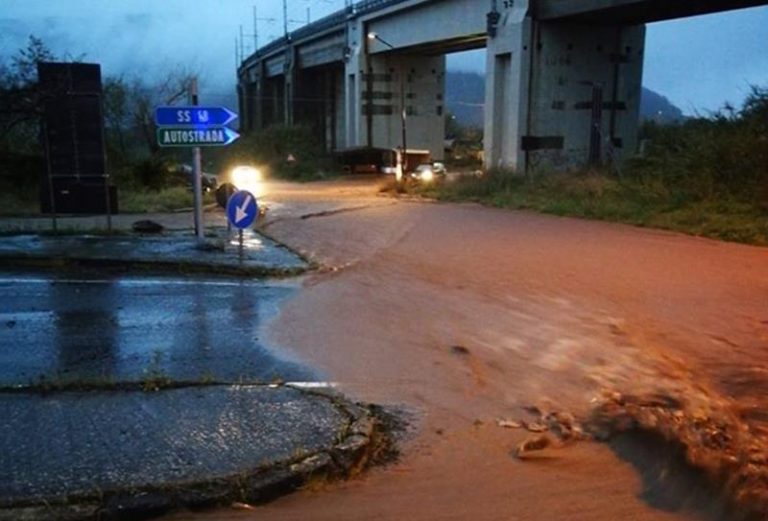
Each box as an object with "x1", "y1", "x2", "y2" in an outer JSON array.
[
  {"x1": 97, "y1": 91, "x2": 112, "y2": 232},
  {"x1": 190, "y1": 78, "x2": 204, "y2": 240},
  {"x1": 43, "y1": 122, "x2": 58, "y2": 232}
]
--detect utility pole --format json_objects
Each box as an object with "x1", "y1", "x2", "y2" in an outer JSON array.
[
  {"x1": 252, "y1": 6, "x2": 277, "y2": 51},
  {"x1": 368, "y1": 32, "x2": 408, "y2": 179},
  {"x1": 283, "y1": 0, "x2": 288, "y2": 38},
  {"x1": 253, "y1": 6, "x2": 259, "y2": 50},
  {"x1": 239, "y1": 25, "x2": 245, "y2": 61}
]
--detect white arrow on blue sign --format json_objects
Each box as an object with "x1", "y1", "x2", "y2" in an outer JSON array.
[
  {"x1": 226, "y1": 190, "x2": 258, "y2": 229},
  {"x1": 155, "y1": 106, "x2": 238, "y2": 126},
  {"x1": 156, "y1": 126, "x2": 240, "y2": 147}
]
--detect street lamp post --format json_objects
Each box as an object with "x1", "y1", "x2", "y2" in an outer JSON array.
[{"x1": 367, "y1": 32, "x2": 408, "y2": 179}]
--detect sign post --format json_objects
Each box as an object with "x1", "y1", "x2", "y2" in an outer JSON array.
[
  {"x1": 189, "y1": 79, "x2": 203, "y2": 240},
  {"x1": 154, "y1": 97, "x2": 239, "y2": 240}
]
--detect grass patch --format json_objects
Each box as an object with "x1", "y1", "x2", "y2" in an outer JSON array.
[
  {"x1": 213, "y1": 124, "x2": 339, "y2": 183},
  {"x1": 0, "y1": 186, "x2": 214, "y2": 215},
  {"x1": 0, "y1": 189, "x2": 38, "y2": 216},
  {"x1": 411, "y1": 170, "x2": 768, "y2": 246},
  {"x1": 119, "y1": 186, "x2": 214, "y2": 213}
]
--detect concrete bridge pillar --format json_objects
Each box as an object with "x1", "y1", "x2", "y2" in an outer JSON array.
[
  {"x1": 344, "y1": 24, "x2": 445, "y2": 160},
  {"x1": 283, "y1": 48, "x2": 297, "y2": 126},
  {"x1": 485, "y1": 1, "x2": 645, "y2": 173},
  {"x1": 242, "y1": 65, "x2": 266, "y2": 133}
]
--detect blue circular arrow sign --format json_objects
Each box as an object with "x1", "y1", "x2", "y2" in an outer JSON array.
[{"x1": 226, "y1": 190, "x2": 258, "y2": 229}]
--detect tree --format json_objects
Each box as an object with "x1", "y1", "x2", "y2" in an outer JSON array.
[
  {"x1": 0, "y1": 36, "x2": 56, "y2": 150},
  {"x1": 103, "y1": 76, "x2": 130, "y2": 160},
  {"x1": 7, "y1": 35, "x2": 55, "y2": 87}
]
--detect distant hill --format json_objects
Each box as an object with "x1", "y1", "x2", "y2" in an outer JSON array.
[
  {"x1": 640, "y1": 88, "x2": 684, "y2": 123},
  {"x1": 444, "y1": 70, "x2": 684, "y2": 128}
]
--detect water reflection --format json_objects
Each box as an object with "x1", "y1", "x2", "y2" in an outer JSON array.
[
  {"x1": 0, "y1": 274, "x2": 316, "y2": 385},
  {"x1": 50, "y1": 278, "x2": 118, "y2": 381}
]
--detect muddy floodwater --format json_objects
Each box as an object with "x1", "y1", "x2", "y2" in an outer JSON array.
[{"x1": 201, "y1": 180, "x2": 768, "y2": 521}]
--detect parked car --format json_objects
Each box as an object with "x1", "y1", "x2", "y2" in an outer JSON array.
[
  {"x1": 410, "y1": 162, "x2": 447, "y2": 183},
  {"x1": 171, "y1": 163, "x2": 218, "y2": 192}
]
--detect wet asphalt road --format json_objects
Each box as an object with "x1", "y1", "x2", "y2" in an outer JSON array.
[{"x1": 0, "y1": 272, "x2": 317, "y2": 385}]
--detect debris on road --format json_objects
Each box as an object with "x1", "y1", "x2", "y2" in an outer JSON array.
[
  {"x1": 521, "y1": 420, "x2": 548, "y2": 433},
  {"x1": 508, "y1": 385, "x2": 768, "y2": 517},
  {"x1": 586, "y1": 388, "x2": 768, "y2": 518},
  {"x1": 131, "y1": 220, "x2": 164, "y2": 233},
  {"x1": 450, "y1": 345, "x2": 470, "y2": 356},
  {"x1": 513, "y1": 435, "x2": 555, "y2": 458}
]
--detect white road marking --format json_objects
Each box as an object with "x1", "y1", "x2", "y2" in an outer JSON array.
[{"x1": 0, "y1": 276, "x2": 264, "y2": 288}]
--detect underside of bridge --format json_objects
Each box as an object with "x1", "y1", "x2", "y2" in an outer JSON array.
[
  {"x1": 294, "y1": 64, "x2": 346, "y2": 151},
  {"x1": 349, "y1": 51, "x2": 446, "y2": 160},
  {"x1": 237, "y1": 0, "x2": 766, "y2": 173},
  {"x1": 536, "y1": 0, "x2": 768, "y2": 24}
]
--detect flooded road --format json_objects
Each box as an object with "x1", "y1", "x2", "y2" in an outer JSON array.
[
  {"x1": 170, "y1": 178, "x2": 768, "y2": 521},
  {"x1": 0, "y1": 272, "x2": 316, "y2": 385}
]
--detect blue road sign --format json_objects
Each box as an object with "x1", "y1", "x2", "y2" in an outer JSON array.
[
  {"x1": 226, "y1": 190, "x2": 258, "y2": 229},
  {"x1": 155, "y1": 106, "x2": 238, "y2": 127},
  {"x1": 156, "y1": 126, "x2": 240, "y2": 147}
]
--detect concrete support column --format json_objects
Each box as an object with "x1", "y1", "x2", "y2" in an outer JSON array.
[
  {"x1": 347, "y1": 52, "x2": 445, "y2": 158},
  {"x1": 378, "y1": 54, "x2": 445, "y2": 160},
  {"x1": 485, "y1": 1, "x2": 645, "y2": 173},
  {"x1": 484, "y1": 4, "x2": 532, "y2": 173},
  {"x1": 284, "y1": 73, "x2": 294, "y2": 126},
  {"x1": 333, "y1": 67, "x2": 346, "y2": 149},
  {"x1": 323, "y1": 67, "x2": 346, "y2": 151},
  {"x1": 237, "y1": 83, "x2": 247, "y2": 131},
  {"x1": 254, "y1": 73, "x2": 265, "y2": 130},
  {"x1": 344, "y1": 32, "x2": 364, "y2": 149}
]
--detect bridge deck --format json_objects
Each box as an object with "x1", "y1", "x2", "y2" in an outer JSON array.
[{"x1": 536, "y1": 0, "x2": 768, "y2": 23}]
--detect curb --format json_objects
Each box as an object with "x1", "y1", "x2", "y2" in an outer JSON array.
[
  {"x1": 0, "y1": 254, "x2": 307, "y2": 279},
  {"x1": 0, "y1": 386, "x2": 388, "y2": 521}
]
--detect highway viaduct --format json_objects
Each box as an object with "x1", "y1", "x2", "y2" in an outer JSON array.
[{"x1": 237, "y1": 0, "x2": 767, "y2": 173}]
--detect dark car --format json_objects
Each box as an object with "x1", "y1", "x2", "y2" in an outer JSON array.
[{"x1": 172, "y1": 163, "x2": 218, "y2": 192}]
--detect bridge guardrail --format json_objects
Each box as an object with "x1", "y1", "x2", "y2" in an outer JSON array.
[
  {"x1": 244, "y1": 0, "x2": 412, "y2": 64},
  {"x1": 355, "y1": 0, "x2": 411, "y2": 16}
]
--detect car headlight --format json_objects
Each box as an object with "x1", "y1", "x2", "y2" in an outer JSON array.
[
  {"x1": 420, "y1": 169, "x2": 434, "y2": 182},
  {"x1": 231, "y1": 166, "x2": 263, "y2": 196}
]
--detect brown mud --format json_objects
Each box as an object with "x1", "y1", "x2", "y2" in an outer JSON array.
[{"x1": 172, "y1": 180, "x2": 768, "y2": 520}]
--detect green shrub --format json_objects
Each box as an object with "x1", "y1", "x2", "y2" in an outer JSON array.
[
  {"x1": 130, "y1": 156, "x2": 170, "y2": 190},
  {"x1": 219, "y1": 124, "x2": 336, "y2": 181},
  {"x1": 119, "y1": 186, "x2": 213, "y2": 213},
  {"x1": 630, "y1": 85, "x2": 768, "y2": 204}
]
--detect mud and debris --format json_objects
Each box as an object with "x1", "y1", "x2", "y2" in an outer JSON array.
[
  {"x1": 507, "y1": 386, "x2": 768, "y2": 519},
  {"x1": 450, "y1": 345, "x2": 470, "y2": 356},
  {"x1": 587, "y1": 389, "x2": 768, "y2": 519}
]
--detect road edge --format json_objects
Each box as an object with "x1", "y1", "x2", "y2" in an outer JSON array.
[{"x1": 0, "y1": 386, "x2": 392, "y2": 521}]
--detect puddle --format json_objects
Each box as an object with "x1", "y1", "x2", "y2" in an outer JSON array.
[{"x1": 0, "y1": 271, "x2": 318, "y2": 385}]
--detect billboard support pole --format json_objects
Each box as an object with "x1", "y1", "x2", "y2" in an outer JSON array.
[{"x1": 42, "y1": 119, "x2": 58, "y2": 232}]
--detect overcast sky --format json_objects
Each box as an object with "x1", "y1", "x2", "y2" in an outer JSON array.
[{"x1": 1, "y1": 0, "x2": 766, "y2": 114}]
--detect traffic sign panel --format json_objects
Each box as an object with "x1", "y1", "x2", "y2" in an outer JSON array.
[
  {"x1": 156, "y1": 127, "x2": 239, "y2": 147},
  {"x1": 226, "y1": 190, "x2": 258, "y2": 229},
  {"x1": 155, "y1": 106, "x2": 238, "y2": 126}
]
